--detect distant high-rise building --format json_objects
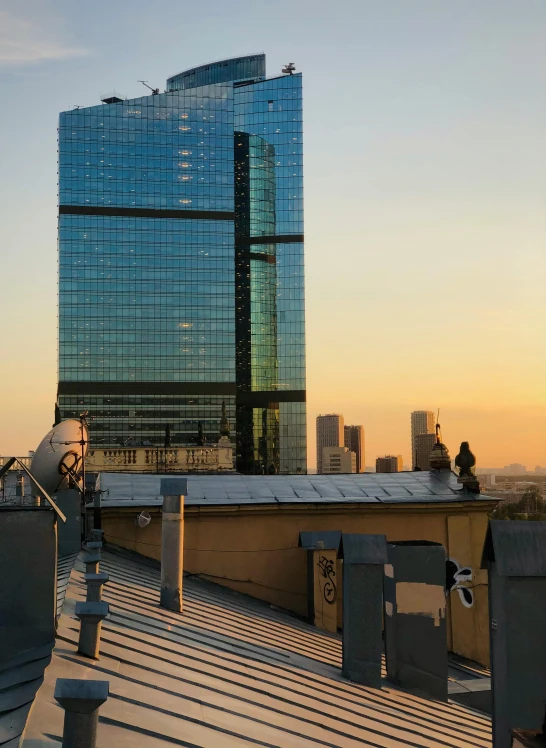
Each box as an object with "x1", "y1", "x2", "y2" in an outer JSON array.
[
  {"x1": 376, "y1": 455, "x2": 403, "y2": 473},
  {"x1": 57, "y1": 54, "x2": 306, "y2": 475},
  {"x1": 322, "y1": 446, "x2": 356, "y2": 474},
  {"x1": 411, "y1": 411, "x2": 435, "y2": 468},
  {"x1": 316, "y1": 414, "x2": 344, "y2": 474},
  {"x1": 344, "y1": 425, "x2": 365, "y2": 473},
  {"x1": 503, "y1": 463, "x2": 527, "y2": 476},
  {"x1": 414, "y1": 432, "x2": 437, "y2": 471}
]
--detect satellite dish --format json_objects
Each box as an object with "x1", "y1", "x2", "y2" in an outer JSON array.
[
  {"x1": 30, "y1": 419, "x2": 89, "y2": 496},
  {"x1": 135, "y1": 511, "x2": 151, "y2": 528}
]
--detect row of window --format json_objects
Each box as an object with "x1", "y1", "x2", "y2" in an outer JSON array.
[
  {"x1": 61, "y1": 319, "x2": 234, "y2": 329},
  {"x1": 60, "y1": 372, "x2": 237, "y2": 381},
  {"x1": 60, "y1": 395, "x2": 235, "y2": 405}
]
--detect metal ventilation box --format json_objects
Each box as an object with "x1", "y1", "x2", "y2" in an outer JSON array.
[
  {"x1": 298, "y1": 531, "x2": 341, "y2": 633},
  {"x1": 481, "y1": 520, "x2": 546, "y2": 748},
  {"x1": 339, "y1": 533, "x2": 388, "y2": 688},
  {"x1": 384, "y1": 540, "x2": 448, "y2": 701}
]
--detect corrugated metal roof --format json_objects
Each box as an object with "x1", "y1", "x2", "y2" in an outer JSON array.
[
  {"x1": 56, "y1": 552, "x2": 78, "y2": 619},
  {"x1": 24, "y1": 549, "x2": 492, "y2": 747},
  {"x1": 481, "y1": 520, "x2": 546, "y2": 576},
  {"x1": 0, "y1": 551, "x2": 77, "y2": 747},
  {"x1": 95, "y1": 470, "x2": 497, "y2": 509},
  {"x1": 0, "y1": 643, "x2": 53, "y2": 747}
]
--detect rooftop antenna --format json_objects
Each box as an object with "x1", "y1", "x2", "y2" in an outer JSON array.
[
  {"x1": 435, "y1": 408, "x2": 442, "y2": 444},
  {"x1": 138, "y1": 80, "x2": 160, "y2": 95},
  {"x1": 282, "y1": 62, "x2": 296, "y2": 75}
]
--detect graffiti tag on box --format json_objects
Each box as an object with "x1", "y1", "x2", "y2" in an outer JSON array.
[{"x1": 317, "y1": 555, "x2": 337, "y2": 604}]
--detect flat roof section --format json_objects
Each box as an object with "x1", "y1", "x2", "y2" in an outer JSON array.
[{"x1": 94, "y1": 470, "x2": 499, "y2": 508}]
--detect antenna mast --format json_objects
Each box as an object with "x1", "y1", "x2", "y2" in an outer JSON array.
[{"x1": 138, "y1": 80, "x2": 160, "y2": 95}]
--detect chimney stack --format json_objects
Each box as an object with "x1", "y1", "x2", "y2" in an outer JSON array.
[
  {"x1": 383, "y1": 540, "x2": 448, "y2": 701},
  {"x1": 54, "y1": 678, "x2": 109, "y2": 748},
  {"x1": 482, "y1": 521, "x2": 546, "y2": 748},
  {"x1": 160, "y1": 478, "x2": 187, "y2": 612},
  {"x1": 75, "y1": 601, "x2": 109, "y2": 659},
  {"x1": 339, "y1": 533, "x2": 388, "y2": 689}
]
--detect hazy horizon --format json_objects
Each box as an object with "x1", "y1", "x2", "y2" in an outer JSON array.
[{"x1": 0, "y1": 0, "x2": 544, "y2": 469}]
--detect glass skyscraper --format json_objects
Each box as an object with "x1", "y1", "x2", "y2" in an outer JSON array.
[{"x1": 57, "y1": 54, "x2": 306, "y2": 474}]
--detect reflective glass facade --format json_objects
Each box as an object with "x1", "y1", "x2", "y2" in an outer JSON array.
[
  {"x1": 167, "y1": 54, "x2": 266, "y2": 92},
  {"x1": 58, "y1": 55, "x2": 306, "y2": 473}
]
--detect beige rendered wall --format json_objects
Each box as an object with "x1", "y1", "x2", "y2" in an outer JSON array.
[
  {"x1": 446, "y1": 511, "x2": 491, "y2": 665},
  {"x1": 100, "y1": 501, "x2": 492, "y2": 666}
]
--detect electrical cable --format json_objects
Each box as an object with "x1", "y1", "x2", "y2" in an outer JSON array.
[
  {"x1": 104, "y1": 533, "x2": 299, "y2": 553},
  {"x1": 184, "y1": 571, "x2": 306, "y2": 597},
  {"x1": 103, "y1": 535, "x2": 304, "y2": 596}
]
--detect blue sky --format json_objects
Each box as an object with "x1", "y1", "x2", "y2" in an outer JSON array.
[{"x1": 0, "y1": 0, "x2": 545, "y2": 466}]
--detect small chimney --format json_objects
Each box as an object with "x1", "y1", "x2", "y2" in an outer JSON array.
[
  {"x1": 160, "y1": 478, "x2": 187, "y2": 612},
  {"x1": 75, "y1": 601, "x2": 109, "y2": 659},
  {"x1": 54, "y1": 678, "x2": 109, "y2": 748}
]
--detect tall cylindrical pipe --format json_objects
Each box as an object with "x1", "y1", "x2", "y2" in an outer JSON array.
[{"x1": 160, "y1": 478, "x2": 187, "y2": 612}]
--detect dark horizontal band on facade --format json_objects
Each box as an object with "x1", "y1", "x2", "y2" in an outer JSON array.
[
  {"x1": 59, "y1": 205, "x2": 235, "y2": 221},
  {"x1": 58, "y1": 381, "x2": 306, "y2": 405},
  {"x1": 237, "y1": 234, "x2": 304, "y2": 245},
  {"x1": 58, "y1": 381, "x2": 237, "y2": 396},
  {"x1": 249, "y1": 253, "x2": 275, "y2": 264},
  {"x1": 236, "y1": 390, "x2": 306, "y2": 407}
]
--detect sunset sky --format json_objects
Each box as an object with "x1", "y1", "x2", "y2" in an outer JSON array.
[{"x1": 0, "y1": 0, "x2": 544, "y2": 469}]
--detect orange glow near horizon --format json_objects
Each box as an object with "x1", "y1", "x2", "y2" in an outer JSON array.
[{"x1": 0, "y1": 2, "x2": 544, "y2": 471}]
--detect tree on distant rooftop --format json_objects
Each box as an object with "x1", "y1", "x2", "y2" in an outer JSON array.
[{"x1": 490, "y1": 485, "x2": 546, "y2": 521}]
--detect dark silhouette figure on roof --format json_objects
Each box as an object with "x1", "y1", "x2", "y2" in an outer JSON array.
[{"x1": 455, "y1": 442, "x2": 476, "y2": 477}]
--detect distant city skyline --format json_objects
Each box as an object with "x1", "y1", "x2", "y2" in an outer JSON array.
[{"x1": 0, "y1": 0, "x2": 544, "y2": 470}]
